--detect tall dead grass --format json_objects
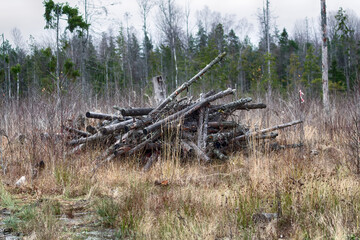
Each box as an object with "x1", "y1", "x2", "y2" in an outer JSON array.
[{"x1": 0, "y1": 91, "x2": 359, "y2": 239}]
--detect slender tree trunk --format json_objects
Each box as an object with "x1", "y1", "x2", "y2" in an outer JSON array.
[
  {"x1": 17, "y1": 72, "x2": 19, "y2": 102},
  {"x1": 81, "y1": 38, "x2": 86, "y2": 97},
  {"x1": 266, "y1": 0, "x2": 271, "y2": 97},
  {"x1": 56, "y1": 13, "x2": 60, "y2": 100},
  {"x1": 2, "y1": 34, "x2": 8, "y2": 99},
  {"x1": 0, "y1": 132, "x2": 3, "y2": 174},
  {"x1": 346, "y1": 47, "x2": 351, "y2": 92},
  {"x1": 81, "y1": 0, "x2": 88, "y2": 97},
  {"x1": 7, "y1": 63, "x2": 11, "y2": 99},
  {"x1": 173, "y1": 35, "x2": 178, "y2": 87},
  {"x1": 321, "y1": 0, "x2": 330, "y2": 114},
  {"x1": 105, "y1": 58, "x2": 109, "y2": 102}
]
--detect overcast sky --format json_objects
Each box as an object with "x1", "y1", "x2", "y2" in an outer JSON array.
[{"x1": 1, "y1": 0, "x2": 359, "y2": 47}]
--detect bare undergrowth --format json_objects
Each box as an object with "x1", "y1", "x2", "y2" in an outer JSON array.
[{"x1": 0, "y1": 94, "x2": 359, "y2": 239}]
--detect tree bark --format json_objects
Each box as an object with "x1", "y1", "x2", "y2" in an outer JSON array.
[
  {"x1": 197, "y1": 94, "x2": 205, "y2": 148},
  {"x1": 185, "y1": 140, "x2": 210, "y2": 163},
  {"x1": 202, "y1": 105, "x2": 209, "y2": 150},
  {"x1": 120, "y1": 108, "x2": 153, "y2": 116},
  {"x1": 266, "y1": 0, "x2": 271, "y2": 97},
  {"x1": 86, "y1": 111, "x2": 122, "y2": 121},
  {"x1": 232, "y1": 120, "x2": 302, "y2": 142},
  {"x1": 211, "y1": 97, "x2": 252, "y2": 112},
  {"x1": 67, "y1": 132, "x2": 105, "y2": 146},
  {"x1": 56, "y1": 13, "x2": 60, "y2": 100},
  {"x1": 151, "y1": 75, "x2": 167, "y2": 105},
  {"x1": 99, "y1": 119, "x2": 132, "y2": 135},
  {"x1": 144, "y1": 88, "x2": 234, "y2": 134},
  {"x1": 321, "y1": 0, "x2": 330, "y2": 115},
  {"x1": 63, "y1": 126, "x2": 91, "y2": 137}
]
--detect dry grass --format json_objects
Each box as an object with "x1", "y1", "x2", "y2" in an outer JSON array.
[{"x1": 0, "y1": 93, "x2": 360, "y2": 239}]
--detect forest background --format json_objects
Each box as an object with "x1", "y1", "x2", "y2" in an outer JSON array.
[{"x1": 1, "y1": 0, "x2": 359, "y2": 104}]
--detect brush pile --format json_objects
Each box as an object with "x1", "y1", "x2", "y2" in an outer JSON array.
[{"x1": 64, "y1": 52, "x2": 302, "y2": 170}]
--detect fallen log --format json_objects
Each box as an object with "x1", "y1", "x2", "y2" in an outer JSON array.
[
  {"x1": 126, "y1": 131, "x2": 161, "y2": 155},
  {"x1": 86, "y1": 125, "x2": 97, "y2": 134},
  {"x1": 143, "y1": 152, "x2": 159, "y2": 172},
  {"x1": 143, "y1": 88, "x2": 235, "y2": 135},
  {"x1": 207, "y1": 126, "x2": 247, "y2": 142},
  {"x1": 197, "y1": 94, "x2": 205, "y2": 149},
  {"x1": 239, "y1": 103, "x2": 267, "y2": 110},
  {"x1": 63, "y1": 126, "x2": 91, "y2": 137},
  {"x1": 180, "y1": 140, "x2": 193, "y2": 154},
  {"x1": 66, "y1": 143, "x2": 86, "y2": 155},
  {"x1": 67, "y1": 132, "x2": 106, "y2": 146},
  {"x1": 202, "y1": 105, "x2": 209, "y2": 150},
  {"x1": 120, "y1": 108, "x2": 153, "y2": 116},
  {"x1": 232, "y1": 120, "x2": 303, "y2": 142},
  {"x1": 211, "y1": 97, "x2": 252, "y2": 112},
  {"x1": 85, "y1": 111, "x2": 121, "y2": 121},
  {"x1": 185, "y1": 140, "x2": 211, "y2": 163},
  {"x1": 99, "y1": 119, "x2": 133, "y2": 135}
]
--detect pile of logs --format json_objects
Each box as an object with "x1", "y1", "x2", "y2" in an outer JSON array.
[{"x1": 64, "y1": 52, "x2": 302, "y2": 171}]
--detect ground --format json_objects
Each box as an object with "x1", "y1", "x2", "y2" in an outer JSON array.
[{"x1": 1, "y1": 96, "x2": 360, "y2": 239}]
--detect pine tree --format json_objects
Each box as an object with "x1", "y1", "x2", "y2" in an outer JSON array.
[{"x1": 43, "y1": 0, "x2": 89, "y2": 98}]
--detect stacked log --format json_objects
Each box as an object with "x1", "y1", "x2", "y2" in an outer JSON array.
[{"x1": 63, "y1": 52, "x2": 303, "y2": 171}]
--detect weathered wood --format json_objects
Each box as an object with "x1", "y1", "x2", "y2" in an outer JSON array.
[
  {"x1": 152, "y1": 75, "x2": 167, "y2": 105},
  {"x1": 146, "y1": 142, "x2": 161, "y2": 150},
  {"x1": 209, "y1": 103, "x2": 266, "y2": 121},
  {"x1": 149, "y1": 52, "x2": 227, "y2": 116},
  {"x1": 66, "y1": 143, "x2": 85, "y2": 155},
  {"x1": 213, "y1": 149, "x2": 228, "y2": 160},
  {"x1": 180, "y1": 140, "x2": 193, "y2": 154},
  {"x1": 67, "y1": 132, "x2": 110, "y2": 146},
  {"x1": 85, "y1": 111, "x2": 121, "y2": 121},
  {"x1": 86, "y1": 125, "x2": 97, "y2": 134},
  {"x1": 238, "y1": 103, "x2": 267, "y2": 110},
  {"x1": 256, "y1": 132, "x2": 278, "y2": 140},
  {"x1": 127, "y1": 131, "x2": 161, "y2": 155},
  {"x1": 211, "y1": 97, "x2": 252, "y2": 112},
  {"x1": 143, "y1": 152, "x2": 159, "y2": 172},
  {"x1": 185, "y1": 140, "x2": 211, "y2": 163},
  {"x1": 202, "y1": 106, "x2": 209, "y2": 150},
  {"x1": 233, "y1": 120, "x2": 303, "y2": 142},
  {"x1": 207, "y1": 126, "x2": 247, "y2": 142},
  {"x1": 68, "y1": 64, "x2": 303, "y2": 169},
  {"x1": 197, "y1": 94, "x2": 205, "y2": 149},
  {"x1": 184, "y1": 121, "x2": 239, "y2": 131},
  {"x1": 63, "y1": 126, "x2": 91, "y2": 137},
  {"x1": 118, "y1": 117, "x2": 154, "y2": 142},
  {"x1": 67, "y1": 132, "x2": 104, "y2": 146},
  {"x1": 143, "y1": 88, "x2": 235, "y2": 135},
  {"x1": 120, "y1": 108, "x2": 153, "y2": 116},
  {"x1": 99, "y1": 119, "x2": 133, "y2": 135}
]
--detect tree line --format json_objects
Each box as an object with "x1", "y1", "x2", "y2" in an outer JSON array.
[{"x1": 0, "y1": 0, "x2": 359, "y2": 103}]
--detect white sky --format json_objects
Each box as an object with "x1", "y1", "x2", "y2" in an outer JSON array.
[{"x1": 1, "y1": 0, "x2": 359, "y2": 47}]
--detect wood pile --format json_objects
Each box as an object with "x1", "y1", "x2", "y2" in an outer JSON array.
[{"x1": 64, "y1": 52, "x2": 302, "y2": 171}]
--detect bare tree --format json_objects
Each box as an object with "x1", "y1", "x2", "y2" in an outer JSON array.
[
  {"x1": 264, "y1": 0, "x2": 271, "y2": 97},
  {"x1": 184, "y1": 0, "x2": 191, "y2": 81},
  {"x1": 124, "y1": 12, "x2": 134, "y2": 95},
  {"x1": 137, "y1": 0, "x2": 154, "y2": 82},
  {"x1": 81, "y1": 0, "x2": 90, "y2": 97},
  {"x1": 11, "y1": 28, "x2": 25, "y2": 102},
  {"x1": 321, "y1": 0, "x2": 330, "y2": 114},
  {"x1": 157, "y1": 0, "x2": 182, "y2": 87}
]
